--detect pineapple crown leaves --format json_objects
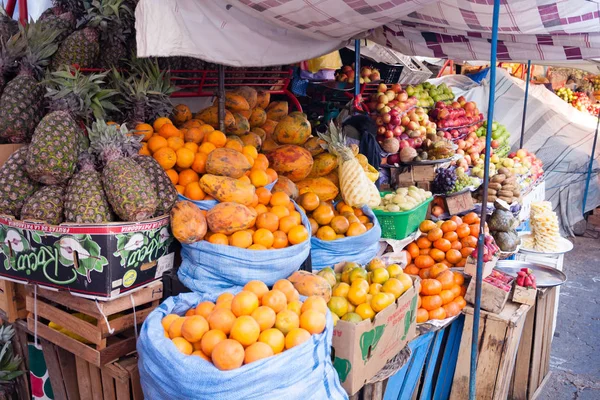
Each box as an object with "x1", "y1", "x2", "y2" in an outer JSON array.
[
  {"x1": 44, "y1": 66, "x2": 119, "y2": 124},
  {"x1": 0, "y1": 31, "x2": 26, "y2": 77},
  {"x1": 0, "y1": 324, "x2": 23, "y2": 383},
  {"x1": 19, "y1": 20, "x2": 64, "y2": 78},
  {"x1": 87, "y1": 118, "x2": 133, "y2": 165},
  {"x1": 85, "y1": 0, "x2": 133, "y2": 42},
  {"x1": 317, "y1": 121, "x2": 354, "y2": 161}
]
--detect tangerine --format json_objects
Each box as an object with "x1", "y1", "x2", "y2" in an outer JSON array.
[
  {"x1": 231, "y1": 291, "x2": 260, "y2": 317},
  {"x1": 414, "y1": 255, "x2": 435, "y2": 269},
  {"x1": 167, "y1": 317, "x2": 186, "y2": 339},
  {"x1": 206, "y1": 130, "x2": 227, "y2": 148},
  {"x1": 208, "y1": 309, "x2": 236, "y2": 335},
  {"x1": 429, "y1": 263, "x2": 448, "y2": 278},
  {"x1": 439, "y1": 289, "x2": 455, "y2": 305},
  {"x1": 416, "y1": 308, "x2": 429, "y2": 323},
  {"x1": 288, "y1": 225, "x2": 308, "y2": 245},
  {"x1": 161, "y1": 314, "x2": 179, "y2": 331},
  {"x1": 253, "y1": 228, "x2": 275, "y2": 248},
  {"x1": 212, "y1": 339, "x2": 245, "y2": 370},
  {"x1": 445, "y1": 249, "x2": 462, "y2": 264},
  {"x1": 153, "y1": 117, "x2": 172, "y2": 132},
  {"x1": 346, "y1": 223, "x2": 367, "y2": 236},
  {"x1": 243, "y1": 280, "x2": 269, "y2": 301},
  {"x1": 443, "y1": 231, "x2": 458, "y2": 242},
  {"x1": 244, "y1": 342, "x2": 274, "y2": 364},
  {"x1": 195, "y1": 302, "x2": 216, "y2": 319},
  {"x1": 429, "y1": 248, "x2": 446, "y2": 262},
  {"x1": 443, "y1": 302, "x2": 461, "y2": 318},
  {"x1": 382, "y1": 278, "x2": 405, "y2": 299},
  {"x1": 255, "y1": 187, "x2": 272, "y2": 205},
  {"x1": 287, "y1": 301, "x2": 303, "y2": 316},
  {"x1": 433, "y1": 238, "x2": 451, "y2": 252},
  {"x1": 299, "y1": 310, "x2": 326, "y2": 334},
  {"x1": 285, "y1": 328, "x2": 311, "y2": 349},
  {"x1": 259, "y1": 328, "x2": 285, "y2": 354},
  {"x1": 251, "y1": 306, "x2": 276, "y2": 331},
  {"x1": 437, "y1": 270, "x2": 455, "y2": 290},
  {"x1": 153, "y1": 147, "x2": 177, "y2": 169},
  {"x1": 416, "y1": 237, "x2": 432, "y2": 249},
  {"x1": 298, "y1": 192, "x2": 320, "y2": 211},
  {"x1": 272, "y1": 230, "x2": 289, "y2": 248},
  {"x1": 404, "y1": 264, "x2": 420, "y2": 275},
  {"x1": 184, "y1": 182, "x2": 205, "y2": 201},
  {"x1": 275, "y1": 309, "x2": 300, "y2": 334},
  {"x1": 230, "y1": 316, "x2": 260, "y2": 347},
  {"x1": 278, "y1": 215, "x2": 298, "y2": 234},
  {"x1": 176, "y1": 147, "x2": 195, "y2": 168},
  {"x1": 441, "y1": 220, "x2": 458, "y2": 233},
  {"x1": 316, "y1": 226, "x2": 337, "y2": 241},
  {"x1": 421, "y1": 295, "x2": 443, "y2": 311},
  {"x1": 273, "y1": 280, "x2": 300, "y2": 303},
  {"x1": 200, "y1": 329, "x2": 227, "y2": 357},
  {"x1": 270, "y1": 205, "x2": 290, "y2": 220},
  {"x1": 229, "y1": 230, "x2": 253, "y2": 248},
  {"x1": 429, "y1": 307, "x2": 447, "y2": 320},
  {"x1": 312, "y1": 204, "x2": 334, "y2": 226},
  {"x1": 301, "y1": 296, "x2": 328, "y2": 314},
  {"x1": 217, "y1": 293, "x2": 234, "y2": 304},
  {"x1": 191, "y1": 152, "x2": 208, "y2": 174},
  {"x1": 178, "y1": 169, "x2": 199, "y2": 186},
  {"x1": 419, "y1": 220, "x2": 437, "y2": 233},
  {"x1": 406, "y1": 242, "x2": 420, "y2": 259},
  {"x1": 421, "y1": 279, "x2": 442, "y2": 295},
  {"x1": 172, "y1": 337, "x2": 193, "y2": 355},
  {"x1": 453, "y1": 272, "x2": 465, "y2": 286},
  {"x1": 456, "y1": 224, "x2": 471, "y2": 239},
  {"x1": 371, "y1": 293, "x2": 394, "y2": 313},
  {"x1": 330, "y1": 216, "x2": 350, "y2": 235},
  {"x1": 270, "y1": 192, "x2": 290, "y2": 207},
  {"x1": 208, "y1": 233, "x2": 229, "y2": 245},
  {"x1": 261, "y1": 290, "x2": 287, "y2": 313},
  {"x1": 355, "y1": 303, "x2": 376, "y2": 320},
  {"x1": 256, "y1": 212, "x2": 279, "y2": 232},
  {"x1": 427, "y1": 227, "x2": 443, "y2": 242}
]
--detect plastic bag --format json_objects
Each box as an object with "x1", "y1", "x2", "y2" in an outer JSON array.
[
  {"x1": 311, "y1": 206, "x2": 382, "y2": 272},
  {"x1": 138, "y1": 293, "x2": 348, "y2": 400},
  {"x1": 178, "y1": 180, "x2": 278, "y2": 210},
  {"x1": 303, "y1": 51, "x2": 342, "y2": 73},
  {"x1": 178, "y1": 202, "x2": 311, "y2": 294}
]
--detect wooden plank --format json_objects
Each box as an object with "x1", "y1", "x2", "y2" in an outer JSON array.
[
  {"x1": 449, "y1": 310, "x2": 485, "y2": 400},
  {"x1": 510, "y1": 301, "x2": 535, "y2": 400},
  {"x1": 529, "y1": 294, "x2": 544, "y2": 392},
  {"x1": 99, "y1": 336, "x2": 137, "y2": 366},
  {"x1": 372, "y1": 381, "x2": 383, "y2": 400},
  {"x1": 88, "y1": 363, "x2": 104, "y2": 400},
  {"x1": 475, "y1": 315, "x2": 507, "y2": 399},
  {"x1": 26, "y1": 297, "x2": 103, "y2": 344},
  {"x1": 531, "y1": 372, "x2": 552, "y2": 400},
  {"x1": 3, "y1": 281, "x2": 18, "y2": 322},
  {"x1": 30, "y1": 288, "x2": 104, "y2": 317},
  {"x1": 56, "y1": 347, "x2": 81, "y2": 400},
  {"x1": 40, "y1": 339, "x2": 69, "y2": 400},
  {"x1": 76, "y1": 356, "x2": 93, "y2": 400},
  {"x1": 100, "y1": 306, "x2": 153, "y2": 338},
  {"x1": 100, "y1": 368, "x2": 116, "y2": 400},
  {"x1": 495, "y1": 305, "x2": 528, "y2": 400},
  {"x1": 539, "y1": 288, "x2": 556, "y2": 382},
  {"x1": 100, "y1": 281, "x2": 163, "y2": 315}
]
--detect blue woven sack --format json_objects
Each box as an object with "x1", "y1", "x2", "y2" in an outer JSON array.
[
  {"x1": 138, "y1": 293, "x2": 348, "y2": 400},
  {"x1": 178, "y1": 202, "x2": 311, "y2": 294},
  {"x1": 311, "y1": 206, "x2": 382, "y2": 272}
]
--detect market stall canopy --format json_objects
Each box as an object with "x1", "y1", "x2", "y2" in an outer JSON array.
[{"x1": 136, "y1": 0, "x2": 600, "y2": 65}]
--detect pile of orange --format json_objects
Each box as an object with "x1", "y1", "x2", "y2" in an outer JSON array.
[
  {"x1": 205, "y1": 191, "x2": 309, "y2": 250},
  {"x1": 402, "y1": 212, "x2": 485, "y2": 276},
  {"x1": 137, "y1": 116, "x2": 278, "y2": 200},
  {"x1": 415, "y1": 266, "x2": 467, "y2": 322},
  {"x1": 298, "y1": 194, "x2": 374, "y2": 241},
  {"x1": 162, "y1": 279, "x2": 328, "y2": 370}
]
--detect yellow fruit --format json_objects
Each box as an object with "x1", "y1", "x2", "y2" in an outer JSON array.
[
  {"x1": 381, "y1": 278, "x2": 405, "y2": 299},
  {"x1": 387, "y1": 264, "x2": 403, "y2": 278},
  {"x1": 332, "y1": 282, "x2": 350, "y2": 298},
  {"x1": 176, "y1": 147, "x2": 195, "y2": 169},
  {"x1": 371, "y1": 293, "x2": 394, "y2": 313},
  {"x1": 347, "y1": 286, "x2": 367, "y2": 306},
  {"x1": 368, "y1": 283, "x2": 382, "y2": 295},
  {"x1": 355, "y1": 303, "x2": 375, "y2": 320},
  {"x1": 349, "y1": 268, "x2": 368, "y2": 283},
  {"x1": 171, "y1": 337, "x2": 193, "y2": 355},
  {"x1": 351, "y1": 279, "x2": 369, "y2": 292},
  {"x1": 274, "y1": 309, "x2": 300, "y2": 335},
  {"x1": 371, "y1": 268, "x2": 390, "y2": 285},
  {"x1": 327, "y1": 296, "x2": 349, "y2": 318},
  {"x1": 161, "y1": 314, "x2": 179, "y2": 331},
  {"x1": 287, "y1": 300, "x2": 303, "y2": 316},
  {"x1": 153, "y1": 117, "x2": 172, "y2": 131},
  {"x1": 396, "y1": 273, "x2": 414, "y2": 293}
]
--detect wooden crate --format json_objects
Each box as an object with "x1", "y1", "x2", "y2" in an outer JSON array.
[
  {"x1": 449, "y1": 302, "x2": 531, "y2": 400},
  {"x1": 42, "y1": 338, "x2": 143, "y2": 400},
  {"x1": 0, "y1": 280, "x2": 27, "y2": 322},
  {"x1": 27, "y1": 281, "x2": 162, "y2": 366},
  {"x1": 509, "y1": 287, "x2": 557, "y2": 400}
]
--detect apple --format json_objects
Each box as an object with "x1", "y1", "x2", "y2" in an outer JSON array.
[
  {"x1": 400, "y1": 133, "x2": 409, "y2": 140},
  {"x1": 399, "y1": 140, "x2": 410, "y2": 149},
  {"x1": 491, "y1": 139, "x2": 499, "y2": 149},
  {"x1": 382, "y1": 114, "x2": 391, "y2": 124},
  {"x1": 516, "y1": 149, "x2": 528, "y2": 158},
  {"x1": 376, "y1": 103, "x2": 385, "y2": 111},
  {"x1": 401, "y1": 116, "x2": 410, "y2": 126},
  {"x1": 378, "y1": 83, "x2": 387, "y2": 93},
  {"x1": 384, "y1": 130, "x2": 394, "y2": 138},
  {"x1": 387, "y1": 153, "x2": 400, "y2": 164},
  {"x1": 377, "y1": 126, "x2": 386, "y2": 135},
  {"x1": 391, "y1": 84, "x2": 402, "y2": 93},
  {"x1": 386, "y1": 90, "x2": 396, "y2": 101},
  {"x1": 381, "y1": 106, "x2": 391, "y2": 114},
  {"x1": 370, "y1": 72, "x2": 381, "y2": 81},
  {"x1": 378, "y1": 94, "x2": 388, "y2": 105},
  {"x1": 407, "y1": 121, "x2": 419, "y2": 131},
  {"x1": 390, "y1": 115, "x2": 401, "y2": 125},
  {"x1": 393, "y1": 126, "x2": 403, "y2": 136}
]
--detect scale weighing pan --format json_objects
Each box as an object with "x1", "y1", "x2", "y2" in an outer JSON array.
[{"x1": 496, "y1": 260, "x2": 567, "y2": 287}]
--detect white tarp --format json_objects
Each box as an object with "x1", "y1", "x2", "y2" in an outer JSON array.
[{"x1": 430, "y1": 68, "x2": 600, "y2": 234}]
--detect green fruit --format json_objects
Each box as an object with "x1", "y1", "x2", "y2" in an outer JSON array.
[
  {"x1": 0, "y1": 146, "x2": 38, "y2": 217},
  {"x1": 342, "y1": 312, "x2": 363, "y2": 323}
]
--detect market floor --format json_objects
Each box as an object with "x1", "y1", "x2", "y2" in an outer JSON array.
[{"x1": 538, "y1": 235, "x2": 600, "y2": 400}]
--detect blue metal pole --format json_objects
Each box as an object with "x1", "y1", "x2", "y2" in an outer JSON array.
[
  {"x1": 354, "y1": 39, "x2": 361, "y2": 99},
  {"x1": 520, "y1": 60, "x2": 532, "y2": 149},
  {"x1": 470, "y1": 1, "x2": 501, "y2": 399},
  {"x1": 582, "y1": 115, "x2": 600, "y2": 214}
]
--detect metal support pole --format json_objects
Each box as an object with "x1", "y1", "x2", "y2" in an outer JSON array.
[
  {"x1": 520, "y1": 60, "x2": 532, "y2": 148},
  {"x1": 582, "y1": 115, "x2": 600, "y2": 215},
  {"x1": 353, "y1": 39, "x2": 361, "y2": 111},
  {"x1": 217, "y1": 64, "x2": 225, "y2": 132},
  {"x1": 470, "y1": 0, "x2": 500, "y2": 399}
]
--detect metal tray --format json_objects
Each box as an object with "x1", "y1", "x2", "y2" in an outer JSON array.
[
  {"x1": 495, "y1": 260, "x2": 567, "y2": 287},
  {"x1": 517, "y1": 232, "x2": 574, "y2": 255}
]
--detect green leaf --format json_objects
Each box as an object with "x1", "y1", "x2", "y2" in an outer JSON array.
[{"x1": 31, "y1": 231, "x2": 42, "y2": 244}]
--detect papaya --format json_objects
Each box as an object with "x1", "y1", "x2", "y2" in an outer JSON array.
[
  {"x1": 296, "y1": 177, "x2": 339, "y2": 202},
  {"x1": 273, "y1": 113, "x2": 312, "y2": 145},
  {"x1": 261, "y1": 137, "x2": 280, "y2": 153},
  {"x1": 170, "y1": 201, "x2": 207, "y2": 244},
  {"x1": 272, "y1": 176, "x2": 299, "y2": 200},
  {"x1": 212, "y1": 92, "x2": 250, "y2": 112},
  {"x1": 267, "y1": 145, "x2": 313, "y2": 182},
  {"x1": 308, "y1": 152, "x2": 338, "y2": 177},
  {"x1": 206, "y1": 148, "x2": 252, "y2": 178},
  {"x1": 266, "y1": 101, "x2": 288, "y2": 121},
  {"x1": 287, "y1": 270, "x2": 332, "y2": 302},
  {"x1": 251, "y1": 127, "x2": 267, "y2": 142},
  {"x1": 261, "y1": 119, "x2": 278, "y2": 137},
  {"x1": 226, "y1": 135, "x2": 243, "y2": 145},
  {"x1": 303, "y1": 136, "x2": 326, "y2": 156},
  {"x1": 238, "y1": 109, "x2": 252, "y2": 119},
  {"x1": 226, "y1": 113, "x2": 250, "y2": 136},
  {"x1": 256, "y1": 90, "x2": 270, "y2": 109},
  {"x1": 199, "y1": 174, "x2": 255, "y2": 205},
  {"x1": 239, "y1": 132, "x2": 262, "y2": 149},
  {"x1": 234, "y1": 86, "x2": 258, "y2": 109},
  {"x1": 206, "y1": 202, "x2": 257, "y2": 235},
  {"x1": 249, "y1": 107, "x2": 267, "y2": 128},
  {"x1": 323, "y1": 170, "x2": 339, "y2": 188},
  {"x1": 196, "y1": 106, "x2": 235, "y2": 129}
]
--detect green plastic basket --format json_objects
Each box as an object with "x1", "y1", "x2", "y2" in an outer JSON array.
[{"x1": 372, "y1": 194, "x2": 433, "y2": 240}]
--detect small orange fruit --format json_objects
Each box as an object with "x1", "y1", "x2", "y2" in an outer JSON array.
[
  {"x1": 330, "y1": 216, "x2": 350, "y2": 235},
  {"x1": 231, "y1": 291, "x2": 260, "y2": 317},
  {"x1": 253, "y1": 154, "x2": 269, "y2": 171},
  {"x1": 419, "y1": 220, "x2": 437, "y2": 233},
  {"x1": 208, "y1": 309, "x2": 236, "y2": 335},
  {"x1": 441, "y1": 220, "x2": 458, "y2": 233},
  {"x1": 270, "y1": 192, "x2": 290, "y2": 207},
  {"x1": 261, "y1": 290, "x2": 287, "y2": 313},
  {"x1": 273, "y1": 279, "x2": 300, "y2": 303},
  {"x1": 417, "y1": 308, "x2": 429, "y2": 323},
  {"x1": 298, "y1": 192, "x2": 320, "y2": 211},
  {"x1": 301, "y1": 296, "x2": 328, "y2": 314},
  {"x1": 251, "y1": 306, "x2": 276, "y2": 331},
  {"x1": 153, "y1": 147, "x2": 177, "y2": 169},
  {"x1": 161, "y1": 314, "x2": 179, "y2": 331},
  {"x1": 200, "y1": 329, "x2": 227, "y2": 357},
  {"x1": 184, "y1": 182, "x2": 205, "y2": 201},
  {"x1": 225, "y1": 139, "x2": 243, "y2": 152},
  {"x1": 208, "y1": 233, "x2": 229, "y2": 245},
  {"x1": 275, "y1": 309, "x2": 300, "y2": 334},
  {"x1": 242, "y1": 145, "x2": 258, "y2": 160},
  {"x1": 288, "y1": 225, "x2": 308, "y2": 245},
  {"x1": 278, "y1": 215, "x2": 298, "y2": 234},
  {"x1": 165, "y1": 169, "x2": 178, "y2": 185},
  {"x1": 285, "y1": 328, "x2": 311, "y2": 349},
  {"x1": 198, "y1": 142, "x2": 217, "y2": 154},
  {"x1": 135, "y1": 123, "x2": 154, "y2": 141},
  {"x1": 272, "y1": 230, "x2": 289, "y2": 249},
  {"x1": 299, "y1": 309, "x2": 326, "y2": 334},
  {"x1": 195, "y1": 302, "x2": 215, "y2": 319},
  {"x1": 253, "y1": 228, "x2": 274, "y2": 248},
  {"x1": 159, "y1": 123, "x2": 181, "y2": 139},
  {"x1": 312, "y1": 204, "x2": 334, "y2": 226},
  {"x1": 429, "y1": 307, "x2": 447, "y2": 320},
  {"x1": 171, "y1": 337, "x2": 193, "y2": 355},
  {"x1": 167, "y1": 136, "x2": 184, "y2": 151},
  {"x1": 255, "y1": 187, "x2": 272, "y2": 205},
  {"x1": 191, "y1": 152, "x2": 208, "y2": 174},
  {"x1": 230, "y1": 316, "x2": 260, "y2": 347},
  {"x1": 259, "y1": 328, "x2": 285, "y2": 354},
  {"x1": 243, "y1": 280, "x2": 269, "y2": 301},
  {"x1": 153, "y1": 117, "x2": 172, "y2": 132},
  {"x1": 256, "y1": 212, "x2": 279, "y2": 233},
  {"x1": 206, "y1": 130, "x2": 227, "y2": 147},
  {"x1": 316, "y1": 226, "x2": 337, "y2": 241},
  {"x1": 176, "y1": 147, "x2": 195, "y2": 168},
  {"x1": 244, "y1": 342, "x2": 274, "y2": 364},
  {"x1": 229, "y1": 230, "x2": 253, "y2": 248},
  {"x1": 270, "y1": 205, "x2": 290, "y2": 220},
  {"x1": 346, "y1": 222, "x2": 367, "y2": 237},
  {"x1": 167, "y1": 316, "x2": 186, "y2": 339},
  {"x1": 184, "y1": 127, "x2": 204, "y2": 144},
  {"x1": 181, "y1": 315, "x2": 209, "y2": 343},
  {"x1": 178, "y1": 169, "x2": 199, "y2": 186},
  {"x1": 211, "y1": 339, "x2": 245, "y2": 370},
  {"x1": 191, "y1": 350, "x2": 210, "y2": 361}
]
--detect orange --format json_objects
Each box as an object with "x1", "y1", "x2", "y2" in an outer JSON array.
[
  {"x1": 139, "y1": 143, "x2": 151, "y2": 156},
  {"x1": 178, "y1": 169, "x2": 199, "y2": 186},
  {"x1": 299, "y1": 309, "x2": 326, "y2": 334},
  {"x1": 253, "y1": 228, "x2": 274, "y2": 248},
  {"x1": 369, "y1": 283, "x2": 382, "y2": 295},
  {"x1": 172, "y1": 104, "x2": 192, "y2": 124},
  {"x1": 429, "y1": 307, "x2": 447, "y2": 320},
  {"x1": 287, "y1": 300, "x2": 303, "y2": 316},
  {"x1": 454, "y1": 296, "x2": 467, "y2": 309},
  {"x1": 285, "y1": 328, "x2": 311, "y2": 349},
  {"x1": 167, "y1": 136, "x2": 184, "y2": 151},
  {"x1": 419, "y1": 220, "x2": 437, "y2": 233},
  {"x1": 242, "y1": 145, "x2": 258, "y2": 160},
  {"x1": 316, "y1": 226, "x2": 336, "y2": 241},
  {"x1": 453, "y1": 272, "x2": 465, "y2": 286},
  {"x1": 347, "y1": 285, "x2": 367, "y2": 306},
  {"x1": 208, "y1": 233, "x2": 229, "y2": 245},
  {"x1": 270, "y1": 192, "x2": 291, "y2": 207},
  {"x1": 433, "y1": 238, "x2": 451, "y2": 252},
  {"x1": 275, "y1": 309, "x2": 300, "y2": 334},
  {"x1": 184, "y1": 182, "x2": 205, "y2": 201},
  {"x1": 450, "y1": 215, "x2": 463, "y2": 225},
  {"x1": 225, "y1": 139, "x2": 244, "y2": 152},
  {"x1": 175, "y1": 185, "x2": 185, "y2": 194},
  {"x1": 272, "y1": 230, "x2": 289, "y2": 249},
  {"x1": 238, "y1": 175, "x2": 251, "y2": 184},
  {"x1": 208, "y1": 309, "x2": 236, "y2": 335},
  {"x1": 443, "y1": 231, "x2": 458, "y2": 243},
  {"x1": 161, "y1": 314, "x2": 179, "y2": 331},
  {"x1": 312, "y1": 204, "x2": 335, "y2": 225},
  {"x1": 195, "y1": 302, "x2": 215, "y2": 319},
  {"x1": 404, "y1": 264, "x2": 419, "y2": 275},
  {"x1": 441, "y1": 220, "x2": 458, "y2": 233},
  {"x1": 259, "y1": 328, "x2": 286, "y2": 354},
  {"x1": 355, "y1": 303, "x2": 376, "y2": 320},
  {"x1": 256, "y1": 212, "x2": 279, "y2": 233},
  {"x1": 248, "y1": 244, "x2": 267, "y2": 250},
  {"x1": 165, "y1": 169, "x2": 178, "y2": 185},
  {"x1": 308, "y1": 218, "x2": 318, "y2": 236},
  {"x1": 456, "y1": 224, "x2": 471, "y2": 239},
  {"x1": 278, "y1": 215, "x2": 298, "y2": 234},
  {"x1": 153, "y1": 117, "x2": 172, "y2": 132},
  {"x1": 200, "y1": 329, "x2": 227, "y2": 357},
  {"x1": 244, "y1": 342, "x2": 274, "y2": 364},
  {"x1": 153, "y1": 147, "x2": 177, "y2": 169},
  {"x1": 298, "y1": 192, "x2": 320, "y2": 211},
  {"x1": 332, "y1": 282, "x2": 350, "y2": 298},
  {"x1": 382, "y1": 278, "x2": 405, "y2": 299},
  {"x1": 167, "y1": 317, "x2": 186, "y2": 338},
  {"x1": 443, "y1": 302, "x2": 461, "y2": 318},
  {"x1": 419, "y1": 268, "x2": 431, "y2": 279},
  {"x1": 244, "y1": 280, "x2": 269, "y2": 301},
  {"x1": 414, "y1": 255, "x2": 435, "y2": 269},
  {"x1": 213, "y1": 300, "x2": 232, "y2": 311},
  {"x1": 387, "y1": 263, "x2": 403, "y2": 278},
  {"x1": 416, "y1": 237, "x2": 432, "y2": 249},
  {"x1": 206, "y1": 130, "x2": 227, "y2": 147},
  {"x1": 396, "y1": 273, "x2": 413, "y2": 292},
  {"x1": 445, "y1": 249, "x2": 462, "y2": 264},
  {"x1": 406, "y1": 242, "x2": 420, "y2": 259},
  {"x1": 439, "y1": 289, "x2": 455, "y2": 305},
  {"x1": 254, "y1": 204, "x2": 268, "y2": 215},
  {"x1": 191, "y1": 152, "x2": 208, "y2": 174},
  {"x1": 182, "y1": 315, "x2": 209, "y2": 343},
  {"x1": 231, "y1": 291, "x2": 260, "y2": 317},
  {"x1": 417, "y1": 308, "x2": 429, "y2": 323},
  {"x1": 429, "y1": 263, "x2": 448, "y2": 278},
  {"x1": 469, "y1": 223, "x2": 481, "y2": 237},
  {"x1": 450, "y1": 284, "x2": 462, "y2": 298},
  {"x1": 176, "y1": 147, "x2": 195, "y2": 168},
  {"x1": 230, "y1": 315, "x2": 260, "y2": 347},
  {"x1": 327, "y1": 296, "x2": 349, "y2": 318},
  {"x1": 270, "y1": 205, "x2": 290, "y2": 220},
  {"x1": 217, "y1": 293, "x2": 234, "y2": 304},
  {"x1": 420, "y1": 279, "x2": 442, "y2": 295},
  {"x1": 421, "y1": 295, "x2": 443, "y2": 311},
  {"x1": 273, "y1": 280, "x2": 300, "y2": 303},
  {"x1": 429, "y1": 248, "x2": 446, "y2": 262},
  {"x1": 211, "y1": 339, "x2": 245, "y2": 370},
  {"x1": 172, "y1": 337, "x2": 193, "y2": 355},
  {"x1": 266, "y1": 168, "x2": 278, "y2": 183},
  {"x1": 184, "y1": 127, "x2": 204, "y2": 144},
  {"x1": 371, "y1": 292, "x2": 394, "y2": 313},
  {"x1": 339, "y1": 205, "x2": 354, "y2": 215},
  {"x1": 346, "y1": 222, "x2": 367, "y2": 237},
  {"x1": 330, "y1": 216, "x2": 349, "y2": 235},
  {"x1": 135, "y1": 123, "x2": 154, "y2": 141},
  {"x1": 437, "y1": 270, "x2": 455, "y2": 290},
  {"x1": 159, "y1": 123, "x2": 181, "y2": 139},
  {"x1": 261, "y1": 290, "x2": 287, "y2": 313},
  {"x1": 253, "y1": 154, "x2": 269, "y2": 171},
  {"x1": 301, "y1": 296, "x2": 328, "y2": 314},
  {"x1": 420, "y1": 248, "x2": 431, "y2": 255},
  {"x1": 288, "y1": 225, "x2": 308, "y2": 245},
  {"x1": 191, "y1": 350, "x2": 211, "y2": 361},
  {"x1": 198, "y1": 142, "x2": 217, "y2": 154},
  {"x1": 251, "y1": 306, "x2": 277, "y2": 331},
  {"x1": 255, "y1": 187, "x2": 272, "y2": 205},
  {"x1": 451, "y1": 241, "x2": 462, "y2": 251},
  {"x1": 462, "y1": 212, "x2": 479, "y2": 225},
  {"x1": 427, "y1": 228, "x2": 443, "y2": 242},
  {"x1": 230, "y1": 230, "x2": 253, "y2": 248},
  {"x1": 461, "y1": 236, "x2": 477, "y2": 249}
]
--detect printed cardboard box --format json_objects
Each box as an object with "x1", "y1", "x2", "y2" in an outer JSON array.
[
  {"x1": 331, "y1": 272, "x2": 420, "y2": 395},
  {"x1": 0, "y1": 215, "x2": 175, "y2": 300}
]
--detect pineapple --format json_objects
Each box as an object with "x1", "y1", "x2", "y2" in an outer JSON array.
[
  {"x1": 20, "y1": 185, "x2": 65, "y2": 225},
  {"x1": 87, "y1": 0, "x2": 134, "y2": 68},
  {"x1": 0, "y1": 21, "x2": 62, "y2": 143},
  {"x1": 51, "y1": 26, "x2": 98, "y2": 70},
  {"x1": 39, "y1": 10, "x2": 76, "y2": 43},
  {"x1": 89, "y1": 120, "x2": 158, "y2": 221},
  {"x1": 0, "y1": 6, "x2": 17, "y2": 44},
  {"x1": 0, "y1": 29, "x2": 26, "y2": 97},
  {"x1": 64, "y1": 152, "x2": 114, "y2": 223},
  {"x1": 132, "y1": 155, "x2": 177, "y2": 216},
  {"x1": 0, "y1": 146, "x2": 39, "y2": 218}
]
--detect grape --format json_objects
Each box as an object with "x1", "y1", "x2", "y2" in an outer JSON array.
[{"x1": 433, "y1": 166, "x2": 458, "y2": 194}]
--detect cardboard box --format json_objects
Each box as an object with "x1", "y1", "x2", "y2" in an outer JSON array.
[
  {"x1": 331, "y1": 273, "x2": 420, "y2": 395},
  {"x1": 464, "y1": 256, "x2": 497, "y2": 279},
  {"x1": 0, "y1": 144, "x2": 24, "y2": 167},
  {"x1": 444, "y1": 191, "x2": 474, "y2": 215},
  {"x1": 412, "y1": 165, "x2": 436, "y2": 182},
  {"x1": 512, "y1": 285, "x2": 537, "y2": 306},
  {"x1": 0, "y1": 215, "x2": 176, "y2": 300},
  {"x1": 465, "y1": 278, "x2": 511, "y2": 314}
]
